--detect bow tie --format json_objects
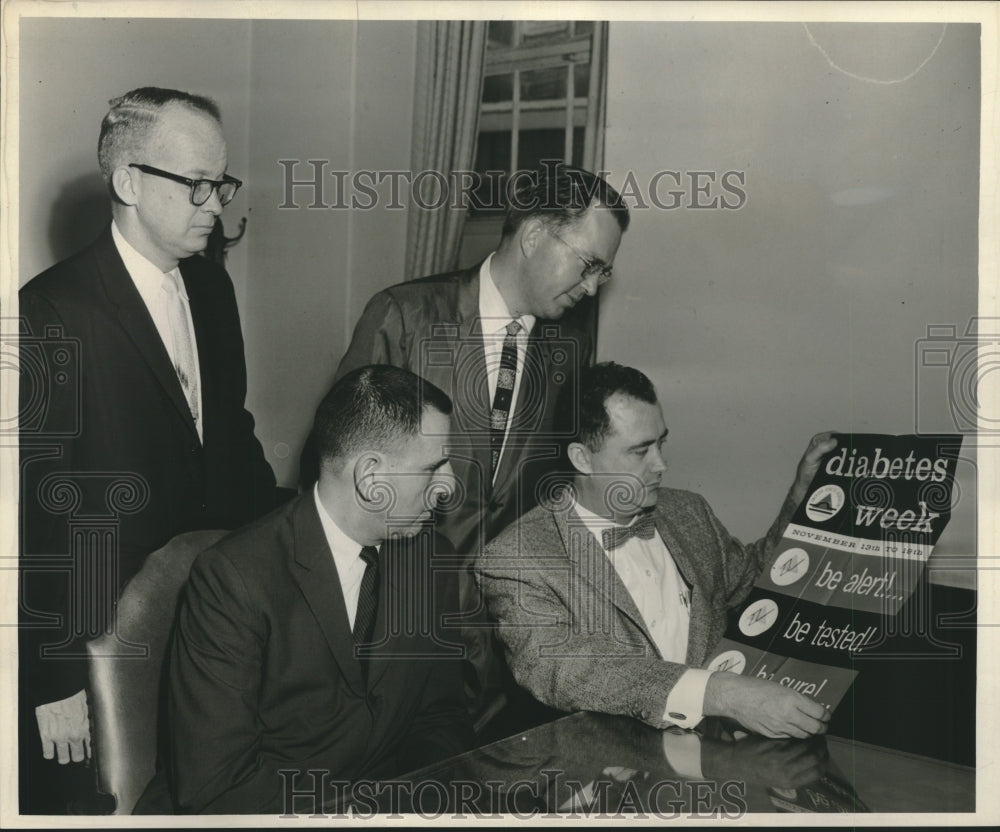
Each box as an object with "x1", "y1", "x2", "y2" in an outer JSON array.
[{"x1": 601, "y1": 512, "x2": 657, "y2": 552}]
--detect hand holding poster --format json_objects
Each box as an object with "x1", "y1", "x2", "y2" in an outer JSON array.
[{"x1": 705, "y1": 433, "x2": 962, "y2": 713}]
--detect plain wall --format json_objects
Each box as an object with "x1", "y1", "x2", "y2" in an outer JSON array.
[
  {"x1": 603, "y1": 22, "x2": 979, "y2": 583},
  {"x1": 243, "y1": 20, "x2": 417, "y2": 485}
]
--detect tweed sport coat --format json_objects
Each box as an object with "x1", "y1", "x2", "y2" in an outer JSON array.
[{"x1": 476, "y1": 486, "x2": 796, "y2": 729}]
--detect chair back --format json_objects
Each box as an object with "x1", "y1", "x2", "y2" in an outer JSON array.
[{"x1": 86, "y1": 529, "x2": 227, "y2": 815}]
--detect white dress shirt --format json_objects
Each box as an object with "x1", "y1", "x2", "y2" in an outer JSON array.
[
  {"x1": 572, "y1": 500, "x2": 712, "y2": 729},
  {"x1": 479, "y1": 254, "x2": 535, "y2": 480},
  {"x1": 314, "y1": 486, "x2": 371, "y2": 629},
  {"x1": 111, "y1": 221, "x2": 203, "y2": 437}
]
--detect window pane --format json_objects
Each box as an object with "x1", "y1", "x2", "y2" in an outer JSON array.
[
  {"x1": 521, "y1": 21, "x2": 572, "y2": 45},
  {"x1": 487, "y1": 21, "x2": 514, "y2": 48},
  {"x1": 471, "y1": 132, "x2": 513, "y2": 216},
  {"x1": 520, "y1": 67, "x2": 567, "y2": 102},
  {"x1": 572, "y1": 127, "x2": 585, "y2": 168},
  {"x1": 474, "y1": 130, "x2": 512, "y2": 173},
  {"x1": 483, "y1": 73, "x2": 514, "y2": 104},
  {"x1": 573, "y1": 62, "x2": 591, "y2": 98},
  {"x1": 518, "y1": 128, "x2": 567, "y2": 173},
  {"x1": 575, "y1": 21, "x2": 595, "y2": 36}
]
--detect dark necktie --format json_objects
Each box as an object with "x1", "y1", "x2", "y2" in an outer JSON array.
[
  {"x1": 353, "y1": 546, "x2": 379, "y2": 658},
  {"x1": 601, "y1": 512, "x2": 657, "y2": 552},
  {"x1": 489, "y1": 320, "x2": 522, "y2": 476}
]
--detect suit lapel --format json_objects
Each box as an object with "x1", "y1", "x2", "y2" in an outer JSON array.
[
  {"x1": 452, "y1": 271, "x2": 493, "y2": 488},
  {"x1": 552, "y1": 501, "x2": 660, "y2": 655},
  {"x1": 93, "y1": 228, "x2": 199, "y2": 441},
  {"x1": 289, "y1": 496, "x2": 365, "y2": 696}
]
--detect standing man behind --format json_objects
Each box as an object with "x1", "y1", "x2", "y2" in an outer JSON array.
[
  {"x1": 332, "y1": 165, "x2": 629, "y2": 719},
  {"x1": 19, "y1": 87, "x2": 277, "y2": 813}
]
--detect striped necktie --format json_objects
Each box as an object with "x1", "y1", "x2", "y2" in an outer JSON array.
[{"x1": 489, "y1": 320, "x2": 521, "y2": 476}]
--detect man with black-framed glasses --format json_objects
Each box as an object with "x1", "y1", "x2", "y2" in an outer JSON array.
[
  {"x1": 18, "y1": 86, "x2": 277, "y2": 814},
  {"x1": 333, "y1": 164, "x2": 629, "y2": 731}
]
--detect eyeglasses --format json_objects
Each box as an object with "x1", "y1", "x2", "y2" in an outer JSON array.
[
  {"x1": 546, "y1": 227, "x2": 614, "y2": 286},
  {"x1": 129, "y1": 163, "x2": 242, "y2": 206}
]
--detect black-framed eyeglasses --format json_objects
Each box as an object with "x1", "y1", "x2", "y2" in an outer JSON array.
[
  {"x1": 545, "y1": 227, "x2": 614, "y2": 286},
  {"x1": 129, "y1": 163, "x2": 242, "y2": 206}
]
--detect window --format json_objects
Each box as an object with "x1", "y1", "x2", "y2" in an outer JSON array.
[{"x1": 459, "y1": 20, "x2": 607, "y2": 267}]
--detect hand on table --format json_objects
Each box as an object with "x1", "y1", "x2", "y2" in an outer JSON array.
[{"x1": 35, "y1": 688, "x2": 91, "y2": 764}]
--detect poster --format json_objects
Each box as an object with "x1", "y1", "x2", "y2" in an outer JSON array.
[{"x1": 706, "y1": 433, "x2": 963, "y2": 713}]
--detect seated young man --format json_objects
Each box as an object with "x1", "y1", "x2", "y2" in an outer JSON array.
[{"x1": 162, "y1": 366, "x2": 471, "y2": 813}]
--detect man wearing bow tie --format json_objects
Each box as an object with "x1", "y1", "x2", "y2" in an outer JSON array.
[{"x1": 477, "y1": 362, "x2": 835, "y2": 739}]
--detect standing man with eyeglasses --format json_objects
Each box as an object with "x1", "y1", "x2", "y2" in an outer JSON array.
[
  {"x1": 331, "y1": 165, "x2": 629, "y2": 729},
  {"x1": 18, "y1": 87, "x2": 277, "y2": 813}
]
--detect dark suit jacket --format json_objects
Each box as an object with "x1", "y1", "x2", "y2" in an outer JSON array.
[
  {"x1": 477, "y1": 487, "x2": 796, "y2": 729},
  {"x1": 18, "y1": 226, "x2": 276, "y2": 706},
  {"x1": 334, "y1": 266, "x2": 591, "y2": 556},
  {"x1": 167, "y1": 494, "x2": 471, "y2": 814}
]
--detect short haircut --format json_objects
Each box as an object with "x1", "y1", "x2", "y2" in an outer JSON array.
[
  {"x1": 312, "y1": 365, "x2": 453, "y2": 469},
  {"x1": 97, "y1": 87, "x2": 222, "y2": 193},
  {"x1": 576, "y1": 362, "x2": 658, "y2": 452},
  {"x1": 501, "y1": 163, "x2": 630, "y2": 238}
]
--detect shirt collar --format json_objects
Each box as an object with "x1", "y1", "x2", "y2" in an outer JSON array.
[
  {"x1": 313, "y1": 485, "x2": 370, "y2": 577},
  {"x1": 111, "y1": 220, "x2": 188, "y2": 301},
  {"x1": 572, "y1": 499, "x2": 646, "y2": 533},
  {"x1": 479, "y1": 253, "x2": 536, "y2": 335}
]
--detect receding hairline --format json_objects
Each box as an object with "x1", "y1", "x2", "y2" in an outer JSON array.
[{"x1": 98, "y1": 100, "x2": 226, "y2": 191}]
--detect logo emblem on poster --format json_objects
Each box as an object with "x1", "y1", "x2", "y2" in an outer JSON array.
[
  {"x1": 738, "y1": 598, "x2": 779, "y2": 637},
  {"x1": 707, "y1": 649, "x2": 747, "y2": 674},
  {"x1": 805, "y1": 484, "x2": 845, "y2": 522},
  {"x1": 770, "y1": 547, "x2": 810, "y2": 586}
]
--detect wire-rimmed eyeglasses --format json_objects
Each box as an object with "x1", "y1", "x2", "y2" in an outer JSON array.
[{"x1": 546, "y1": 226, "x2": 614, "y2": 286}]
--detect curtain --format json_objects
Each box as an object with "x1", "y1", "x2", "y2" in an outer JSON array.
[
  {"x1": 406, "y1": 21, "x2": 488, "y2": 279},
  {"x1": 582, "y1": 22, "x2": 608, "y2": 173},
  {"x1": 565, "y1": 22, "x2": 609, "y2": 355}
]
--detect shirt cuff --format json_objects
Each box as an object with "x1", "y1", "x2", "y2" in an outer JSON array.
[
  {"x1": 660, "y1": 729, "x2": 704, "y2": 779},
  {"x1": 661, "y1": 668, "x2": 712, "y2": 730}
]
